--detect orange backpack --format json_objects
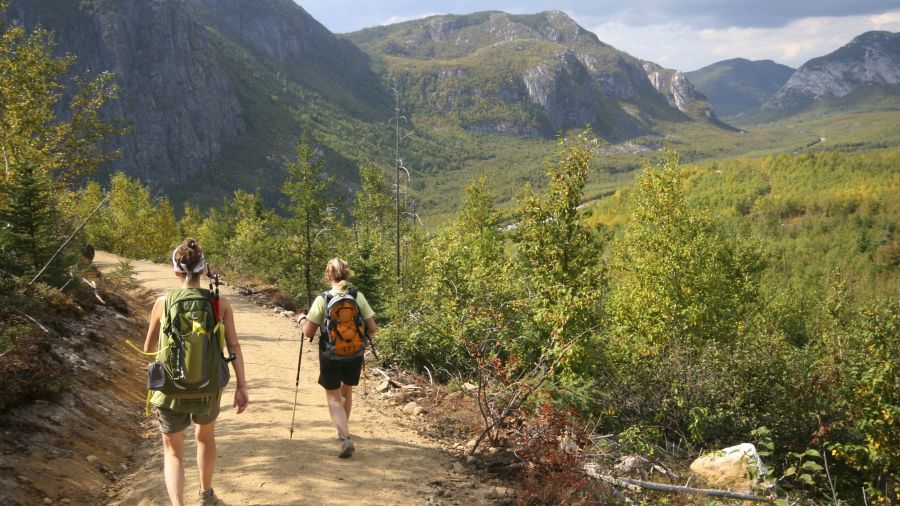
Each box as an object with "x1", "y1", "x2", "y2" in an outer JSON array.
[{"x1": 320, "y1": 288, "x2": 368, "y2": 360}]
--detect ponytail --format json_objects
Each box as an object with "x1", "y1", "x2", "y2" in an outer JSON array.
[{"x1": 325, "y1": 258, "x2": 352, "y2": 289}]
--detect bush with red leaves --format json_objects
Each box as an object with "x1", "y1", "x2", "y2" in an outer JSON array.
[{"x1": 514, "y1": 403, "x2": 612, "y2": 505}]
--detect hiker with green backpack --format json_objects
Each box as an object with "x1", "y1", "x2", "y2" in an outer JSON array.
[
  {"x1": 141, "y1": 238, "x2": 249, "y2": 506},
  {"x1": 299, "y1": 257, "x2": 377, "y2": 458}
]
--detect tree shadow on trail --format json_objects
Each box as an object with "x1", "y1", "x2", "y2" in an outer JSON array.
[{"x1": 211, "y1": 420, "x2": 448, "y2": 504}]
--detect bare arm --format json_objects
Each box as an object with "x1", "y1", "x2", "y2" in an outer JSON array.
[
  {"x1": 143, "y1": 297, "x2": 165, "y2": 353},
  {"x1": 364, "y1": 317, "x2": 377, "y2": 337},
  {"x1": 302, "y1": 318, "x2": 318, "y2": 341},
  {"x1": 221, "y1": 297, "x2": 249, "y2": 413}
]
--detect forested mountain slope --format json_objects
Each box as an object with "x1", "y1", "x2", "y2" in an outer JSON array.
[
  {"x1": 347, "y1": 10, "x2": 721, "y2": 140},
  {"x1": 686, "y1": 58, "x2": 794, "y2": 118}
]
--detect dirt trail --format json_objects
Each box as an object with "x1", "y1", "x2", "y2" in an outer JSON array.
[{"x1": 95, "y1": 252, "x2": 459, "y2": 505}]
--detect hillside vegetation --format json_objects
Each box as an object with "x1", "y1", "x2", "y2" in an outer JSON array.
[
  {"x1": 2, "y1": 6, "x2": 898, "y2": 504},
  {"x1": 72, "y1": 137, "x2": 896, "y2": 504}
]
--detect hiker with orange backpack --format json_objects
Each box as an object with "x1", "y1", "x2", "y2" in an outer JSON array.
[
  {"x1": 141, "y1": 238, "x2": 249, "y2": 505},
  {"x1": 298, "y1": 258, "x2": 377, "y2": 458}
]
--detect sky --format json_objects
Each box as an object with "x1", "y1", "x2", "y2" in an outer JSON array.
[{"x1": 294, "y1": 1, "x2": 900, "y2": 71}]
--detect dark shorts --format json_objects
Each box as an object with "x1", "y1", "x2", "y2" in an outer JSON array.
[
  {"x1": 155, "y1": 397, "x2": 221, "y2": 434},
  {"x1": 318, "y1": 354, "x2": 363, "y2": 390}
]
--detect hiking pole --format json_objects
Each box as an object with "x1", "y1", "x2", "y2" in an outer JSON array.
[
  {"x1": 208, "y1": 265, "x2": 236, "y2": 363},
  {"x1": 289, "y1": 331, "x2": 305, "y2": 439}
]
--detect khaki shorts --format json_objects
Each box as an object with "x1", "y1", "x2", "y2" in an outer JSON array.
[{"x1": 155, "y1": 398, "x2": 221, "y2": 434}]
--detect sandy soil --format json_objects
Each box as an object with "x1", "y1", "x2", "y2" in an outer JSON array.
[{"x1": 95, "y1": 252, "x2": 465, "y2": 505}]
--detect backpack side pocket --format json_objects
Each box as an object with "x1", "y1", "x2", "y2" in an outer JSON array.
[
  {"x1": 217, "y1": 358, "x2": 230, "y2": 389},
  {"x1": 147, "y1": 361, "x2": 166, "y2": 390}
]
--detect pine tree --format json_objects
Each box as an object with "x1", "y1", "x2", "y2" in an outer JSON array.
[
  {"x1": 0, "y1": 162, "x2": 65, "y2": 281},
  {"x1": 281, "y1": 134, "x2": 332, "y2": 307},
  {"x1": 350, "y1": 163, "x2": 394, "y2": 313}
]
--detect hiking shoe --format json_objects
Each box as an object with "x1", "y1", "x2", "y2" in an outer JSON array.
[
  {"x1": 338, "y1": 437, "x2": 355, "y2": 458},
  {"x1": 198, "y1": 488, "x2": 218, "y2": 505}
]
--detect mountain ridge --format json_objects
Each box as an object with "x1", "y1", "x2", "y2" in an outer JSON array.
[
  {"x1": 6, "y1": 1, "x2": 897, "y2": 212},
  {"x1": 347, "y1": 10, "x2": 722, "y2": 141},
  {"x1": 763, "y1": 30, "x2": 900, "y2": 115},
  {"x1": 686, "y1": 58, "x2": 794, "y2": 118}
]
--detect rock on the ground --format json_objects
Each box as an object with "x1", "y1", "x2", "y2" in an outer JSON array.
[
  {"x1": 282, "y1": 311, "x2": 296, "y2": 318},
  {"x1": 485, "y1": 486, "x2": 515, "y2": 502},
  {"x1": 689, "y1": 443, "x2": 767, "y2": 492},
  {"x1": 86, "y1": 455, "x2": 99, "y2": 465},
  {"x1": 614, "y1": 455, "x2": 650, "y2": 475},
  {"x1": 412, "y1": 406, "x2": 425, "y2": 416},
  {"x1": 43, "y1": 498, "x2": 52, "y2": 505},
  {"x1": 402, "y1": 401, "x2": 418, "y2": 415},
  {"x1": 452, "y1": 462, "x2": 465, "y2": 473},
  {"x1": 376, "y1": 380, "x2": 391, "y2": 393}
]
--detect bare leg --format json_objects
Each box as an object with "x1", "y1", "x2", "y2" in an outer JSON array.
[
  {"x1": 162, "y1": 431, "x2": 185, "y2": 506},
  {"x1": 341, "y1": 383, "x2": 353, "y2": 421},
  {"x1": 325, "y1": 388, "x2": 350, "y2": 438},
  {"x1": 196, "y1": 421, "x2": 216, "y2": 492}
]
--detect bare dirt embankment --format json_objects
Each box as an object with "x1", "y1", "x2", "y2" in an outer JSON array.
[
  {"x1": 94, "y1": 252, "x2": 487, "y2": 505},
  {"x1": 0, "y1": 267, "x2": 152, "y2": 505}
]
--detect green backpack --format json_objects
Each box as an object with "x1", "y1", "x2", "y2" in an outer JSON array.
[{"x1": 143, "y1": 288, "x2": 230, "y2": 410}]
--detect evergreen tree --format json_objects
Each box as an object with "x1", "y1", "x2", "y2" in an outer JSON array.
[
  {"x1": 281, "y1": 134, "x2": 332, "y2": 307},
  {"x1": 349, "y1": 163, "x2": 394, "y2": 314},
  {"x1": 0, "y1": 162, "x2": 66, "y2": 282}
]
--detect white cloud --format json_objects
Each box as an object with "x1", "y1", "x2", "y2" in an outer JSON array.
[
  {"x1": 592, "y1": 9, "x2": 900, "y2": 71},
  {"x1": 870, "y1": 11, "x2": 900, "y2": 26},
  {"x1": 377, "y1": 13, "x2": 440, "y2": 27}
]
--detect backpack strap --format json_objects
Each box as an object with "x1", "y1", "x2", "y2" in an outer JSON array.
[
  {"x1": 319, "y1": 292, "x2": 331, "y2": 342},
  {"x1": 346, "y1": 287, "x2": 368, "y2": 341}
]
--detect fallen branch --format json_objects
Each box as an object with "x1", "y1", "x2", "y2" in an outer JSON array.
[
  {"x1": 371, "y1": 367, "x2": 404, "y2": 388},
  {"x1": 468, "y1": 342, "x2": 576, "y2": 456},
  {"x1": 30, "y1": 193, "x2": 109, "y2": 285},
  {"x1": 603, "y1": 475, "x2": 771, "y2": 503},
  {"x1": 14, "y1": 310, "x2": 50, "y2": 334},
  {"x1": 82, "y1": 278, "x2": 105, "y2": 304}
]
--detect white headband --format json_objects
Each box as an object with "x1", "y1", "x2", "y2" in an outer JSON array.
[{"x1": 172, "y1": 246, "x2": 206, "y2": 281}]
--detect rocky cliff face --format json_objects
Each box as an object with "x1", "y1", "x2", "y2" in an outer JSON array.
[
  {"x1": 188, "y1": 0, "x2": 387, "y2": 115},
  {"x1": 765, "y1": 31, "x2": 900, "y2": 112},
  {"x1": 7, "y1": 0, "x2": 245, "y2": 188},
  {"x1": 642, "y1": 62, "x2": 715, "y2": 119}
]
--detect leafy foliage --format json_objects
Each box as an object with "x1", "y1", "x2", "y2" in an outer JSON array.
[
  {"x1": 75, "y1": 173, "x2": 177, "y2": 262},
  {"x1": 0, "y1": 10, "x2": 119, "y2": 186}
]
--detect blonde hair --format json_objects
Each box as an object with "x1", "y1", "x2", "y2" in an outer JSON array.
[{"x1": 325, "y1": 258, "x2": 352, "y2": 290}]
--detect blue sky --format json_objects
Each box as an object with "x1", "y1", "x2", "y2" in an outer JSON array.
[{"x1": 294, "y1": 1, "x2": 900, "y2": 71}]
